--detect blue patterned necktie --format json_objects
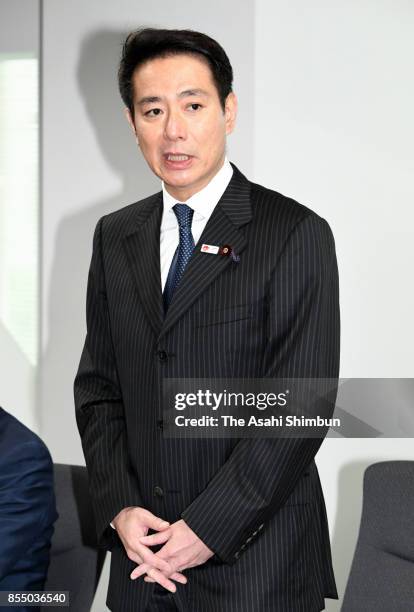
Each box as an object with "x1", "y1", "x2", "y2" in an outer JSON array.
[{"x1": 163, "y1": 203, "x2": 195, "y2": 311}]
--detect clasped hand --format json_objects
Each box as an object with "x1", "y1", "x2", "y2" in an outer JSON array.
[{"x1": 112, "y1": 507, "x2": 214, "y2": 593}]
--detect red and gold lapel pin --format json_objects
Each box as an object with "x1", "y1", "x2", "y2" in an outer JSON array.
[
  {"x1": 200, "y1": 243, "x2": 240, "y2": 262},
  {"x1": 219, "y1": 244, "x2": 240, "y2": 263}
]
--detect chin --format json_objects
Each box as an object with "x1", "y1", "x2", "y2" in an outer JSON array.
[{"x1": 164, "y1": 172, "x2": 198, "y2": 186}]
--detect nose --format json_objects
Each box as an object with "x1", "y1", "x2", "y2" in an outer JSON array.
[{"x1": 164, "y1": 109, "x2": 187, "y2": 141}]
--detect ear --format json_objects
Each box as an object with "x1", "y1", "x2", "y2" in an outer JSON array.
[
  {"x1": 224, "y1": 92, "x2": 237, "y2": 136},
  {"x1": 124, "y1": 107, "x2": 140, "y2": 145}
]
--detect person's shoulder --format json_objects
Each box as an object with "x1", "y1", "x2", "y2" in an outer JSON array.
[
  {"x1": 247, "y1": 179, "x2": 336, "y2": 256},
  {"x1": 0, "y1": 408, "x2": 53, "y2": 469},
  {"x1": 249, "y1": 179, "x2": 322, "y2": 228},
  {"x1": 0, "y1": 407, "x2": 43, "y2": 447},
  {"x1": 98, "y1": 190, "x2": 162, "y2": 237}
]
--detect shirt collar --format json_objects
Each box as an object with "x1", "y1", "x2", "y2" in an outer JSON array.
[{"x1": 161, "y1": 156, "x2": 233, "y2": 221}]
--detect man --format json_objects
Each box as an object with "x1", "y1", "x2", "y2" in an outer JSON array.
[
  {"x1": 0, "y1": 407, "x2": 57, "y2": 611},
  {"x1": 74, "y1": 28, "x2": 340, "y2": 612}
]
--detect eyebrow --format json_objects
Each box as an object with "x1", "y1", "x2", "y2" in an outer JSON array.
[{"x1": 136, "y1": 88, "x2": 209, "y2": 106}]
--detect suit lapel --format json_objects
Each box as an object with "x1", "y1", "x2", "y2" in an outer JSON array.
[
  {"x1": 123, "y1": 192, "x2": 164, "y2": 336},
  {"x1": 123, "y1": 164, "x2": 253, "y2": 340},
  {"x1": 159, "y1": 163, "x2": 252, "y2": 340}
]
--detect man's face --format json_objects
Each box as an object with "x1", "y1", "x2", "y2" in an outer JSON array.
[{"x1": 126, "y1": 53, "x2": 237, "y2": 201}]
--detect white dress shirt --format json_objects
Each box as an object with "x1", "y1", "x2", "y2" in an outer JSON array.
[{"x1": 160, "y1": 157, "x2": 233, "y2": 290}]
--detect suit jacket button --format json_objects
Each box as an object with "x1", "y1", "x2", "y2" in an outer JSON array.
[
  {"x1": 158, "y1": 350, "x2": 168, "y2": 362},
  {"x1": 154, "y1": 486, "x2": 164, "y2": 497},
  {"x1": 234, "y1": 551, "x2": 240, "y2": 559}
]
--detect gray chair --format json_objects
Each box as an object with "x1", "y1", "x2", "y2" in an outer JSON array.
[
  {"x1": 342, "y1": 461, "x2": 414, "y2": 611},
  {"x1": 42, "y1": 464, "x2": 106, "y2": 612}
]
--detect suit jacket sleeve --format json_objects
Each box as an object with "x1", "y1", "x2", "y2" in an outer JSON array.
[
  {"x1": 74, "y1": 217, "x2": 143, "y2": 550},
  {"x1": 0, "y1": 438, "x2": 56, "y2": 581},
  {"x1": 180, "y1": 213, "x2": 340, "y2": 564}
]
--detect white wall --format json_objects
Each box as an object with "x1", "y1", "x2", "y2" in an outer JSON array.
[
  {"x1": 254, "y1": 2, "x2": 414, "y2": 609},
  {"x1": 0, "y1": 0, "x2": 39, "y2": 54},
  {"x1": 254, "y1": 0, "x2": 414, "y2": 378},
  {"x1": 38, "y1": 1, "x2": 414, "y2": 610}
]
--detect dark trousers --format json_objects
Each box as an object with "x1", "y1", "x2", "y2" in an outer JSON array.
[{"x1": 145, "y1": 583, "x2": 180, "y2": 611}]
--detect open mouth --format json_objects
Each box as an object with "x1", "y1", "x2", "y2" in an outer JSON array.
[
  {"x1": 163, "y1": 153, "x2": 194, "y2": 168},
  {"x1": 166, "y1": 154, "x2": 190, "y2": 161}
]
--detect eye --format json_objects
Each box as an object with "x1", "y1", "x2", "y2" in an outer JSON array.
[
  {"x1": 145, "y1": 108, "x2": 162, "y2": 117},
  {"x1": 188, "y1": 103, "x2": 203, "y2": 111}
]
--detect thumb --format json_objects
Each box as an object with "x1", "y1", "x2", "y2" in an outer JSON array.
[{"x1": 143, "y1": 510, "x2": 170, "y2": 531}]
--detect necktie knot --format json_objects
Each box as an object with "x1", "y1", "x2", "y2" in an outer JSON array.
[{"x1": 173, "y1": 203, "x2": 194, "y2": 229}]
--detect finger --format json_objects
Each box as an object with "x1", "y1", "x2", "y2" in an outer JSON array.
[
  {"x1": 139, "y1": 529, "x2": 171, "y2": 545},
  {"x1": 131, "y1": 562, "x2": 152, "y2": 580},
  {"x1": 145, "y1": 571, "x2": 187, "y2": 584},
  {"x1": 143, "y1": 566, "x2": 177, "y2": 593},
  {"x1": 125, "y1": 550, "x2": 144, "y2": 565},
  {"x1": 136, "y1": 544, "x2": 173, "y2": 574},
  {"x1": 130, "y1": 559, "x2": 173, "y2": 581},
  {"x1": 141, "y1": 509, "x2": 170, "y2": 532},
  {"x1": 144, "y1": 576, "x2": 155, "y2": 582},
  {"x1": 130, "y1": 558, "x2": 186, "y2": 583}
]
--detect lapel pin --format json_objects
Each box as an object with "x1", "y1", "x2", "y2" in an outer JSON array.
[
  {"x1": 200, "y1": 243, "x2": 219, "y2": 255},
  {"x1": 219, "y1": 244, "x2": 240, "y2": 263},
  {"x1": 200, "y1": 243, "x2": 240, "y2": 263},
  {"x1": 219, "y1": 244, "x2": 231, "y2": 256}
]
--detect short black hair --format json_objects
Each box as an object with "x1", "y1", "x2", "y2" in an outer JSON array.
[{"x1": 118, "y1": 28, "x2": 233, "y2": 116}]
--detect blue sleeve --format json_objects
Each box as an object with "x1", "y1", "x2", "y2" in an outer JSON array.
[{"x1": 0, "y1": 438, "x2": 56, "y2": 580}]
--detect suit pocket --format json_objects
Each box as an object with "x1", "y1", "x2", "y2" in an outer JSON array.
[{"x1": 195, "y1": 303, "x2": 253, "y2": 327}]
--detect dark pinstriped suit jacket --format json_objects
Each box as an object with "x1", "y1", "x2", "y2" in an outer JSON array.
[{"x1": 74, "y1": 162, "x2": 340, "y2": 612}]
